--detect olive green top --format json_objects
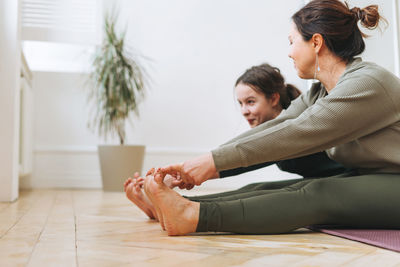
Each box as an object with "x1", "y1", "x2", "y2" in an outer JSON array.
[{"x1": 212, "y1": 58, "x2": 400, "y2": 174}]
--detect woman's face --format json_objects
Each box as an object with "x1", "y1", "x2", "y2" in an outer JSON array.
[
  {"x1": 235, "y1": 83, "x2": 279, "y2": 128},
  {"x1": 288, "y1": 22, "x2": 315, "y2": 79}
]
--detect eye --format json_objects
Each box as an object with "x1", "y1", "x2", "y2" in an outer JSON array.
[
  {"x1": 238, "y1": 101, "x2": 243, "y2": 106},
  {"x1": 247, "y1": 100, "x2": 255, "y2": 105}
]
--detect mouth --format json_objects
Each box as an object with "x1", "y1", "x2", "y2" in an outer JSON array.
[{"x1": 247, "y1": 119, "x2": 256, "y2": 125}]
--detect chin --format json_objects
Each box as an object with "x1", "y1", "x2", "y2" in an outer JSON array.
[
  {"x1": 298, "y1": 73, "x2": 311, "y2": 80},
  {"x1": 296, "y1": 71, "x2": 306, "y2": 79},
  {"x1": 296, "y1": 69, "x2": 313, "y2": 80}
]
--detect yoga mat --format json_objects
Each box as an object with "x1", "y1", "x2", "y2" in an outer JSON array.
[{"x1": 310, "y1": 226, "x2": 400, "y2": 253}]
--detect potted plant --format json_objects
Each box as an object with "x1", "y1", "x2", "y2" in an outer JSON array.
[{"x1": 87, "y1": 13, "x2": 147, "y2": 191}]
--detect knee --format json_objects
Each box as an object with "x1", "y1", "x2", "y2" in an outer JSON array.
[{"x1": 301, "y1": 179, "x2": 344, "y2": 220}]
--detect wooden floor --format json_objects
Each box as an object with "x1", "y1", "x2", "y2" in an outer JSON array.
[{"x1": 1, "y1": 189, "x2": 400, "y2": 267}]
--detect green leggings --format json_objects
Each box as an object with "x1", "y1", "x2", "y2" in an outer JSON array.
[{"x1": 192, "y1": 172, "x2": 400, "y2": 234}]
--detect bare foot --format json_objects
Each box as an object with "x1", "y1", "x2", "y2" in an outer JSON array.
[
  {"x1": 144, "y1": 169, "x2": 166, "y2": 231},
  {"x1": 124, "y1": 175, "x2": 157, "y2": 220},
  {"x1": 144, "y1": 170, "x2": 200, "y2": 236}
]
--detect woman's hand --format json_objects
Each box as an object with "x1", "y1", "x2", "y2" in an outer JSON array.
[{"x1": 161, "y1": 152, "x2": 219, "y2": 187}]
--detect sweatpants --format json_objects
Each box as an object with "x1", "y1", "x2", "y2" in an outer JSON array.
[
  {"x1": 194, "y1": 173, "x2": 400, "y2": 234},
  {"x1": 187, "y1": 178, "x2": 304, "y2": 202}
]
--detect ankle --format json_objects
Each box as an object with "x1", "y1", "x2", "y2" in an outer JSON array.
[{"x1": 185, "y1": 201, "x2": 200, "y2": 231}]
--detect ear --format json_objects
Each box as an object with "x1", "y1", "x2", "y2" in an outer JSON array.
[
  {"x1": 269, "y1": 92, "x2": 281, "y2": 108},
  {"x1": 311, "y1": 33, "x2": 323, "y2": 53}
]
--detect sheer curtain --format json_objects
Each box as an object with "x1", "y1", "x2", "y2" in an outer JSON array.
[{"x1": 21, "y1": 0, "x2": 101, "y2": 45}]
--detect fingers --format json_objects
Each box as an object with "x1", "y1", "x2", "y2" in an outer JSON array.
[
  {"x1": 177, "y1": 181, "x2": 194, "y2": 190},
  {"x1": 186, "y1": 184, "x2": 195, "y2": 190},
  {"x1": 162, "y1": 163, "x2": 196, "y2": 185},
  {"x1": 171, "y1": 179, "x2": 183, "y2": 187},
  {"x1": 144, "y1": 165, "x2": 193, "y2": 187},
  {"x1": 133, "y1": 172, "x2": 140, "y2": 178},
  {"x1": 161, "y1": 163, "x2": 183, "y2": 177}
]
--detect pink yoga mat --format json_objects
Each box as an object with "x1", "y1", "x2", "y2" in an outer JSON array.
[{"x1": 310, "y1": 227, "x2": 400, "y2": 253}]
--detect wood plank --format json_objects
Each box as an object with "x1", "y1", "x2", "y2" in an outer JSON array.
[
  {"x1": 343, "y1": 249, "x2": 400, "y2": 267},
  {"x1": 27, "y1": 190, "x2": 77, "y2": 267},
  {"x1": 0, "y1": 190, "x2": 55, "y2": 266},
  {"x1": 0, "y1": 190, "x2": 37, "y2": 238}
]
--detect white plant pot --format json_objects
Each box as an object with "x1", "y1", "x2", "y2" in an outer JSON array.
[{"x1": 98, "y1": 145, "x2": 145, "y2": 191}]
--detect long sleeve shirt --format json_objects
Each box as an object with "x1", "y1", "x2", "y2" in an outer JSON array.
[{"x1": 212, "y1": 58, "x2": 400, "y2": 174}]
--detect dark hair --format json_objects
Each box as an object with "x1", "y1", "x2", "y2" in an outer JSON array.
[
  {"x1": 235, "y1": 63, "x2": 301, "y2": 109},
  {"x1": 292, "y1": 0, "x2": 386, "y2": 62}
]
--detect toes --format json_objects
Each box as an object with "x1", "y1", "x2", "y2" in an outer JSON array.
[
  {"x1": 154, "y1": 173, "x2": 163, "y2": 184},
  {"x1": 124, "y1": 178, "x2": 133, "y2": 191},
  {"x1": 137, "y1": 180, "x2": 144, "y2": 189},
  {"x1": 146, "y1": 168, "x2": 155, "y2": 176},
  {"x1": 154, "y1": 168, "x2": 166, "y2": 184},
  {"x1": 134, "y1": 183, "x2": 142, "y2": 193},
  {"x1": 137, "y1": 177, "x2": 145, "y2": 187},
  {"x1": 124, "y1": 177, "x2": 132, "y2": 187}
]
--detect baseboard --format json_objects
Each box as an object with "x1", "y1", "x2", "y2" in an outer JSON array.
[
  {"x1": 25, "y1": 146, "x2": 299, "y2": 189},
  {"x1": 25, "y1": 146, "x2": 206, "y2": 189}
]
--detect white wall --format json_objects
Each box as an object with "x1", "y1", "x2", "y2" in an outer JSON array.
[
  {"x1": 0, "y1": 0, "x2": 21, "y2": 201},
  {"x1": 26, "y1": 0, "x2": 305, "y2": 189},
  {"x1": 105, "y1": 0, "x2": 307, "y2": 148},
  {"x1": 26, "y1": 0, "x2": 399, "y2": 190}
]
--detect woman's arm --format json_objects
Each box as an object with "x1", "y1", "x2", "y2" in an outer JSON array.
[
  {"x1": 159, "y1": 85, "x2": 318, "y2": 186},
  {"x1": 212, "y1": 75, "x2": 397, "y2": 172}
]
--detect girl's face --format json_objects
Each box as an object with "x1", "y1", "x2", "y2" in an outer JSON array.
[
  {"x1": 288, "y1": 22, "x2": 316, "y2": 79},
  {"x1": 235, "y1": 83, "x2": 279, "y2": 128}
]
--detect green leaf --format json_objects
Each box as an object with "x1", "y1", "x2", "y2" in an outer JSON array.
[{"x1": 86, "y1": 11, "x2": 148, "y2": 145}]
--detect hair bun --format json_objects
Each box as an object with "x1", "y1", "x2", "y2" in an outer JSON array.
[
  {"x1": 350, "y1": 7, "x2": 364, "y2": 21},
  {"x1": 350, "y1": 5, "x2": 382, "y2": 30}
]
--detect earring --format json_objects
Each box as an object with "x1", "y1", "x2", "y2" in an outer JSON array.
[{"x1": 314, "y1": 53, "x2": 320, "y2": 81}]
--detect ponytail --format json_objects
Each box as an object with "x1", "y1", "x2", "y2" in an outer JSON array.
[{"x1": 280, "y1": 84, "x2": 301, "y2": 109}]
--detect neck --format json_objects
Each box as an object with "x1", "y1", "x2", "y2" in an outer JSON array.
[
  {"x1": 316, "y1": 54, "x2": 347, "y2": 93},
  {"x1": 272, "y1": 106, "x2": 283, "y2": 120}
]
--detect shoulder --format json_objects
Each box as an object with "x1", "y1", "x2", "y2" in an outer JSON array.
[
  {"x1": 340, "y1": 59, "x2": 400, "y2": 90},
  {"x1": 325, "y1": 59, "x2": 400, "y2": 117},
  {"x1": 332, "y1": 59, "x2": 400, "y2": 98}
]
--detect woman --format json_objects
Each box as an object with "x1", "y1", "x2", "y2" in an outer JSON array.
[
  {"x1": 146, "y1": 0, "x2": 400, "y2": 236},
  {"x1": 125, "y1": 63, "x2": 346, "y2": 218}
]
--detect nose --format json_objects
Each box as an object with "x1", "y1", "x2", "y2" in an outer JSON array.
[
  {"x1": 241, "y1": 105, "x2": 250, "y2": 116},
  {"x1": 288, "y1": 47, "x2": 293, "y2": 59}
]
